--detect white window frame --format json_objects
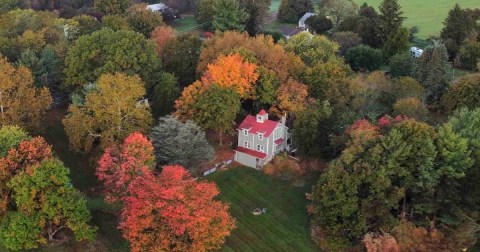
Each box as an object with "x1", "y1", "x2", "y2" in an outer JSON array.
[
  {"x1": 244, "y1": 141, "x2": 251, "y2": 149},
  {"x1": 258, "y1": 133, "x2": 263, "y2": 140},
  {"x1": 243, "y1": 129, "x2": 248, "y2": 136},
  {"x1": 256, "y1": 144, "x2": 264, "y2": 153}
]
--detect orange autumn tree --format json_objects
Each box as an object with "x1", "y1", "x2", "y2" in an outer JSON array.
[
  {"x1": 201, "y1": 53, "x2": 259, "y2": 99},
  {"x1": 120, "y1": 165, "x2": 235, "y2": 252},
  {"x1": 151, "y1": 26, "x2": 175, "y2": 55},
  {"x1": 173, "y1": 81, "x2": 206, "y2": 121},
  {"x1": 271, "y1": 79, "x2": 309, "y2": 118}
]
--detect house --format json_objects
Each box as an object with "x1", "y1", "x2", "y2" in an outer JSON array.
[
  {"x1": 298, "y1": 12, "x2": 317, "y2": 29},
  {"x1": 234, "y1": 110, "x2": 289, "y2": 169},
  {"x1": 146, "y1": 3, "x2": 168, "y2": 12},
  {"x1": 410, "y1": 47, "x2": 424, "y2": 58}
]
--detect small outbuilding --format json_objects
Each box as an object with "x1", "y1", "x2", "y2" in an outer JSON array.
[
  {"x1": 147, "y1": 3, "x2": 168, "y2": 12},
  {"x1": 298, "y1": 12, "x2": 317, "y2": 29},
  {"x1": 410, "y1": 47, "x2": 424, "y2": 59}
]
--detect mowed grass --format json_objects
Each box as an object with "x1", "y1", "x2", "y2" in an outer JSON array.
[
  {"x1": 270, "y1": 0, "x2": 281, "y2": 13},
  {"x1": 170, "y1": 15, "x2": 201, "y2": 33},
  {"x1": 207, "y1": 166, "x2": 319, "y2": 252},
  {"x1": 352, "y1": 0, "x2": 480, "y2": 38}
]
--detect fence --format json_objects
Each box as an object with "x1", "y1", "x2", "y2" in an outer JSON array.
[{"x1": 203, "y1": 157, "x2": 234, "y2": 176}]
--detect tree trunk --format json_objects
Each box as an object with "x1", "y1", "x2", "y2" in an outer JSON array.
[{"x1": 219, "y1": 131, "x2": 223, "y2": 146}]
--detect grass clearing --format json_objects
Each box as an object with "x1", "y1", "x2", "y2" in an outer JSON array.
[
  {"x1": 352, "y1": 0, "x2": 480, "y2": 39},
  {"x1": 207, "y1": 166, "x2": 318, "y2": 252},
  {"x1": 270, "y1": 0, "x2": 281, "y2": 13}
]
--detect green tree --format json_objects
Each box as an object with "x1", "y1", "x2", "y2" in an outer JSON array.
[
  {"x1": 212, "y1": 0, "x2": 248, "y2": 32},
  {"x1": 40, "y1": 46, "x2": 63, "y2": 88},
  {"x1": 321, "y1": 0, "x2": 358, "y2": 27},
  {"x1": 6, "y1": 159, "x2": 96, "y2": 247},
  {"x1": 94, "y1": 0, "x2": 130, "y2": 15},
  {"x1": 126, "y1": 4, "x2": 164, "y2": 38},
  {"x1": 456, "y1": 40, "x2": 480, "y2": 70},
  {"x1": 377, "y1": 0, "x2": 405, "y2": 43},
  {"x1": 382, "y1": 27, "x2": 409, "y2": 58},
  {"x1": 16, "y1": 49, "x2": 47, "y2": 87},
  {"x1": 0, "y1": 212, "x2": 42, "y2": 251},
  {"x1": 441, "y1": 4, "x2": 477, "y2": 59},
  {"x1": 0, "y1": 125, "x2": 29, "y2": 158},
  {"x1": 389, "y1": 52, "x2": 417, "y2": 78},
  {"x1": 0, "y1": 0, "x2": 22, "y2": 14},
  {"x1": 195, "y1": 0, "x2": 215, "y2": 30},
  {"x1": 64, "y1": 28, "x2": 161, "y2": 92},
  {"x1": 192, "y1": 85, "x2": 241, "y2": 145},
  {"x1": 240, "y1": 0, "x2": 271, "y2": 35},
  {"x1": 441, "y1": 74, "x2": 480, "y2": 113},
  {"x1": 305, "y1": 15, "x2": 333, "y2": 34},
  {"x1": 151, "y1": 72, "x2": 179, "y2": 117},
  {"x1": 150, "y1": 115, "x2": 214, "y2": 173},
  {"x1": 102, "y1": 15, "x2": 131, "y2": 31},
  {"x1": 282, "y1": 32, "x2": 340, "y2": 67},
  {"x1": 63, "y1": 73, "x2": 153, "y2": 152},
  {"x1": 292, "y1": 102, "x2": 331, "y2": 156},
  {"x1": 162, "y1": 34, "x2": 203, "y2": 87},
  {"x1": 278, "y1": 0, "x2": 313, "y2": 23},
  {"x1": 345, "y1": 44, "x2": 383, "y2": 71},
  {"x1": 416, "y1": 41, "x2": 451, "y2": 107},
  {"x1": 255, "y1": 67, "x2": 281, "y2": 108}
]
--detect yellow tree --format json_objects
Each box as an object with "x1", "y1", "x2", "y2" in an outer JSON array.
[
  {"x1": 0, "y1": 57, "x2": 52, "y2": 132},
  {"x1": 201, "y1": 53, "x2": 259, "y2": 99},
  {"x1": 271, "y1": 79, "x2": 309, "y2": 118},
  {"x1": 63, "y1": 73, "x2": 152, "y2": 152}
]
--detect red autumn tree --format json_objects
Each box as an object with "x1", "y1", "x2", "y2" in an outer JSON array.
[
  {"x1": 363, "y1": 232, "x2": 399, "y2": 252},
  {"x1": 201, "y1": 53, "x2": 259, "y2": 99},
  {"x1": 151, "y1": 26, "x2": 176, "y2": 55},
  {"x1": 97, "y1": 132, "x2": 155, "y2": 203},
  {"x1": 120, "y1": 165, "x2": 235, "y2": 252},
  {"x1": 0, "y1": 137, "x2": 53, "y2": 216}
]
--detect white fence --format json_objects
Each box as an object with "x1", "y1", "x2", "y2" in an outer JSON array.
[{"x1": 203, "y1": 157, "x2": 233, "y2": 176}]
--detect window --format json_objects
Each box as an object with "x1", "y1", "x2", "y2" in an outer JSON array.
[
  {"x1": 256, "y1": 144, "x2": 264, "y2": 153},
  {"x1": 275, "y1": 128, "x2": 281, "y2": 139},
  {"x1": 244, "y1": 141, "x2": 251, "y2": 149},
  {"x1": 243, "y1": 129, "x2": 248, "y2": 136},
  {"x1": 258, "y1": 133, "x2": 263, "y2": 140}
]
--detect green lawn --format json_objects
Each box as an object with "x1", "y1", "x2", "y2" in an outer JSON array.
[
  {"x1": 270, "y1": 0, "x2": 281, "y2": 13},
  {"x1": 170, "y1": 15, "x2": 201, "y2": 33},
  {"x1": 207, "y1": 166, "x2": 318, "y2": 252},
  {"x1": 352, "y1": 0, "x2": 480, "y2": 39}
]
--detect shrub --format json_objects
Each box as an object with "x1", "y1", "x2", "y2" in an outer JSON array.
[
  {"x1": 345, "y1": 45, "x2": 383, "y2": 71},
  {"x1": 441, "y1": 74, "x2": 480, "y2": 113},
  {"x1": 393, "y1": 97, "x2": 428, "y2": 120}
]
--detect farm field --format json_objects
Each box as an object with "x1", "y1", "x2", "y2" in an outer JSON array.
[
  {"x1": 207, "y1": 166, "x2": 318, "y2": 252},
  {"x1": 352, "y1": 0, "x2": 480, "y2": 39}
]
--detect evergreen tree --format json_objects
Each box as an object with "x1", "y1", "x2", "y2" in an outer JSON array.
[
  {"x1": 16, "y1": 49, "x2": 47, "y2": 87},
  {"x1": 212, "y1": 0, "x2": 248, "y2": 32},
  {"x1": 390, "y1": 52, "x2": 417, "y2": 78},
  {"x1": 150, "y1": 115, "x2": 214, "y2": 173},
  {"x1": 240, "y1": 0, "x2": 271, "y2": 35},
  {"x1": 440, "y1": 4, "x2": 477, "y2": 59},
  {"x1": 416, "y1": 40, "x2": 451, "y2": 107},
  {"x1": 278, "y1": 0, "x2": 313, "y2": 23},
  {"x1": 377, "y1": 0, "x2": 405, "y2": 43}
]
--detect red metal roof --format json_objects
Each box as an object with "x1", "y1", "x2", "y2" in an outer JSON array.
[
  {"x1": 274, "y1": 138, "x2": 285, "y2": 145},
  {"x1": 235, "y1": 147, "x2": 267, "y2": 159},
  {"x1": 258, "y1": 109, "x2": 267, "y2": 115},
  {"x1": 238, "y1": 115, "x2": 279, "y2": 137}
]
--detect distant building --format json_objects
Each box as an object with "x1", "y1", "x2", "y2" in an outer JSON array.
[
  {"x1": 234, "y1": 110, "x2": 289, "y2": 169},
  {"x1": 147, "y1": 3, "x2": 168, "y2": 12},
  {"x1": 411, "y1": 47, "x2": 424, "y2": 58},
  {"x1": 298, "y1": 12, "x2": 317, "y2": 29}
]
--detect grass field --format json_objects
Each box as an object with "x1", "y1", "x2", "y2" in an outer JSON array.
[
  {"x1": 352, "y1": 0, "x2": 480, "y2": 39},
  {"x1": 170, "y1": 15, "x2": 201, "y2": 33},
  {"x1": 207, "y1": 167, "x2": 318, "y2": 252},
  {"x1": 270, "y1": 0, "x2": 281, "y2": 13}
]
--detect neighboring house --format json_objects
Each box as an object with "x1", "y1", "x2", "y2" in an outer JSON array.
[
  {"x1": 410, "y1": 47, "x2": 424, "y2": 58},
  {"x1": 234, "y1": 110, "x2": 289, "y2": 169},
  {"x1": 298, "y1": 12, "x2": 317, "y2": 29},
  {"x1": 147, "y1": 3, "x2": 168, "y2": 12}
]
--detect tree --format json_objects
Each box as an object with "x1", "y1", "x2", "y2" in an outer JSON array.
[
  {"x1": 201, "y1": 53, "x2": 259, "y2": 99},
  {"x1": 63, "y1": 73, "x2": 153, "y2": 153},
  {"x1": 0, "y1": 57, "x2": 52, "y2": 132},
  {"x1": 390, "y1": 76, "x2": 425, "y2": 100},
  {"x1": 283, "y1": 32, "x2": 340, "y2": 67},
  {"x1": 174, "y1": 81, "x2": 206, "y2": 121},
  {"x1": 162, "y1": 34, "x2": 203, "y2": 87},
  {"x1": 416, "y1": 41, "x2": 451, "y2": 107},
  {"x1": 0, "y1": 0, "x2": 22, "y2": 14},
  {"x1": 150, "y1": 116, "x2": 214, "y2": 172},
  {"x1": 264, "y1": 153, "x2": 304, "y2": 183},
  {"x1": 151, "y1": 72, "x2": 179, "y2": 117},
  {"x1": 332, "y1": 31, "x2": 362, "y2": 55},
  {"x1": 97, "y1": 132, "x2": 154, "y2": 203},
  {"x1": 322, "y1": 0, "x2": 358, "y2": 27},
  {"x1": 151, "y1": 25, "x2": 175, "y2": 55},
  {"x1": 195, "y1": 0, "x2": 215, "y2": 30},
  {"x1": 40, "y1": 46, "x2": 63, "y2": 88},
  {"x1": 126, "y1": 4, "x2": 164, "y2": 38},
  {"x1": 389, "y1": 52, "x2": 417, "y2": 78},
  {"x1": 192, "y1": 85, "x2": 241, "y2": 145},
  {"x1": 0, "y1": 126, "x2": 29, "y2": 158},
  {"x1": 441, "y1": 4, "x2": 477, "y2": 59},
  {"x1": 212, "y1": 0, "x2": 248, "y2": 32},
  {"x1": 377, "y1": 0, "x2": 405, "y2": 43},
  {"x1": 456, "y1": 40, "x2": 480, "y2": 70},
  {"x1": 292, "y1": 102, "x2": 331, "y2": 156},
  {"x1": 16, "y1": 49, "x2": 47, "y2": 87},
  {"x1": 393, "y1": 97, "x2": 427, "y2": 120},
  {"x1": 72, "y1": 15, "x2": 102, "y2": 37},
  {"x1": 278, "y1": 0, "x2": 313, "y2": 23},
  {"x1": 272, "y1": 79, "x2": 309, "y2": 118},
  {"x1": 240, "y1": 0, "x2": 271, "y2": 35},
  {"x1": 441, "y1": 74, "x2": 480, "y2": 113},
  {"x1": 102, "y1": 15, "x2": 131, "y2": 31},
  {"x1": 345, "y1": 45, "x2": 383, "y2": 71},
  {"x1": 305, "y1": 15, "x2": 333, "y2": 34},
  {"x1": 363, "y1": 232, "x2": 399, "y2": 252},
  {"x1": 64, "y1": 28, "x2": 161, "y2": 92},
  {"x1": 94, "y1": 0, "x2": 130, "y2": 15},
  {"x1": 382, "y1": 27, "x2": 409, "y2": 58},
  {"x1": 120, "y1": 165, "x2": 235, "y2": 252},
  {"x1": 5, "y1": 159, "x2": 96, "y2": 246}
]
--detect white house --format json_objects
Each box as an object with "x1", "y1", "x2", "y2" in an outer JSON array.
[
  {"x1": 411, "y1": 47, "x2": 424, "y2": 58},
  {"x1": 234, "y1": 110, "x2": 289, "y2": 169},
  {"x1": 147, "y1": 3, "x2": 167, "y2": 12},
  {"x1": 298, "y1": 12, "x2": 317, "y2": 29}
]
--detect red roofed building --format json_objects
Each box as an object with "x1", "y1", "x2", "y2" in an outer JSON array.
[{"x1": 234, "y1": 110, "x2": 289, "y2": 169}]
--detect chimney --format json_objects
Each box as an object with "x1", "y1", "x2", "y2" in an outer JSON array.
[{"x1": 281, "y1": 113, "x2": 286, "y2": 125}]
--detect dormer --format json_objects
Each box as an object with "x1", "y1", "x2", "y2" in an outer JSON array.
[{"x1": 256, "y1": 109, "x2": 268, "y2": 123}]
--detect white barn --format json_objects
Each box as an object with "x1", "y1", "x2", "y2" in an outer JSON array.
[
  {"x1": 410, "y1": 47, "x2": 424, "y2": 59},
  {"x1": 298, "y1": 12, "x2": 317, "y2": 29}
]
